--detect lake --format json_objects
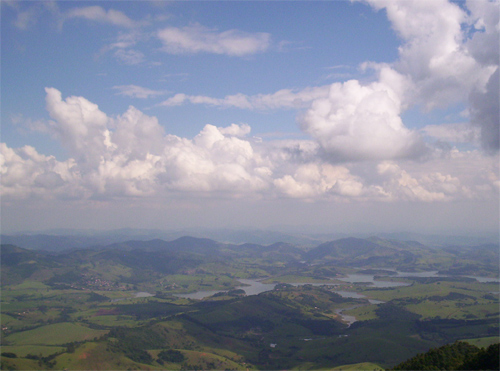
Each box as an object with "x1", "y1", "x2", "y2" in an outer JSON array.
[
  {"x1": 175, "y1": 275, "x2": 406, "y2": 300},
  {"x1": 174, "y1": 271, "x2": 498, "y2": 300},
  {"x1": 175, "y1": 279, "x2": 276, "y2": 299},
  {"x1": 337, "y1": 273, "x2": 409, "y2": 287}
]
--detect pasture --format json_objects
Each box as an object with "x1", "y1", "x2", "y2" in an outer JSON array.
[{"x1": 5, "y1": 322, "x2": 108, "y2": 345}]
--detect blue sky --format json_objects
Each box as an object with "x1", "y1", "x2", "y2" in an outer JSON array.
[
  {"x1": 2, "y1": 1, "x2": 399, "y2": 146},
  {"x1": 1, "y1": 0, "x2": 499, "y2": 234}
]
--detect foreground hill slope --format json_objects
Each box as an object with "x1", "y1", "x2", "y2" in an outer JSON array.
[{"x1": 392, "y1": 341, "x2": 500, "y2": 370}]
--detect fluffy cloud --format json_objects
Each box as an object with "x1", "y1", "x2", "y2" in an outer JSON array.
[
  {"x1": 273, "y1": 164, "x2": 365, "y2": 199},
  {"x1": 359, "y1": 0, "x2": 499, "y2": 154},
  {"x1": 156, "y1": 23, "x2": 271, "y2": 56},
  {"x1": 35, "y1": 89, "x2": 273, "y2": 198},
  {"x1": 377, "y1": 161, "x2": 457, "y2": 202},
  {"x1": 45, "y1": 87, "x2": 110, "y2": 168},
  {"x1": 300, "y1": 69, "x2": 425, "y2": 161},
  {"x1": 364, "y1": 0, "x2": 495, "y2": 108},
  {"x1": 1, "y1": 89, "x2": 498, "y2": 204},
  {"x1": 218, "y1": 123, "x2": 251, "y2": 137},
  {"x1": 159, "y1": 125, "x2": 271, "y2": 193},
  {"x1": 296, "y1": 0, "x2": 498, "y2": 162},
  {"x1": 156, "y1": 1, "x2": 497, "y2": 162},
  {"x1": 0, "y1": 143, "x2": 82, "y2": 199}
]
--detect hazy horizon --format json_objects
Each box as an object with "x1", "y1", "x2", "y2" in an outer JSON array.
[{"x1": 3, "y1": 225, "x2": 499, "y2": 243}]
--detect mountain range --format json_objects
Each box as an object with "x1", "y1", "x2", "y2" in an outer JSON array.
[
  {"x1": 2, "y1": 235, "x2": 498, "y2": 288},
  {"x1": 2, "y1": 228, "x2": 498, "y2": 251}
]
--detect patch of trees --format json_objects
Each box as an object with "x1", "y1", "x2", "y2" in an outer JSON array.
[
  {"x1": 157, "y1": 349, "x2": 185, "y2": 363},
  {"x1": 47, "y1": 271, "x2": 82, "y2": 285},
  {"x1": 24, "y1": 350, "x2": 64, "y2": 368},
  {"x1": 415, "y1": 318, "x2": 499, "y2": 343},
  {"x1": 274, "y1": 283, "x2": 293, "y2": 290},
  {"x1": 106, "y1": 326, "x2": 166, "y2": 364},
  {"x1": 392, "y1": 341, "x2": 499, "y2": 370},
  {"x1": 213, "y1": 315, "x2": 276, "y2": 334},
  {"x1": 87, "y1": 292, "x2": 109, "y2": 302},
  {"x1": 375, "y1": 302, "x2": 421, "y2": 321},
  {"x1": 114, "y1": 301, "x2": 188, "y2": 320},
  {"x1": 292, "y1": 318, "x2": 345, "y2": 336},
  {"x1": 438, "y1": 263, "x2": 499, "y2": 277},
  {"x1": 227, "y1": 289, "x2": 246, "y2": 296},
  {"x1": 328, "y1": 291, "x2": 351, "y2": 303},
  {"x1": 462, "y1": 343, "x2": 500, "y2": 370}
]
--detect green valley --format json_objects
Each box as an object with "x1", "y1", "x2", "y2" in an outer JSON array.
[{"x1": 1, "y1": 235, "x2": 498, "y2": 370}]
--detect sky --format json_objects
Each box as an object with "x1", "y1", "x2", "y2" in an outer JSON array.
[{"x1": 1, "y1": 0, "x2": 499, "y2": 235}]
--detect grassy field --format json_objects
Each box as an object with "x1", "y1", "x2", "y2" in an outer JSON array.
[
  {"x1": 361, "y1": 281, "x2": 499, "y2": 301},
  {"x1": 181, "y1": 349, "x2": 248, "y2": 370},
  {"x1": 0, "y1": 313, "x2": 23, "y2": 328},
  {"x1": 406, "y1": 300, "x2": 499, "y2": 319},
  {"x1": 8, "y1": 280, "x2": 50, "y2": 290},
  {"x1": 88, "y1": 261, "x2": 132, "y2": 281},
  {"x1": 342, "y1": 304, "x2": 379, "y2": 321},
  {"x1": 53, "y1": 341, "x2": 155, "y2": 370},
  {"x1": 86, "y1": 314, "x2": 141, "y2": 327},
  {"x1": 0, "y1": 356, "x2": 40, "y2": 370},
  {"x1": 357, "y1": 280, "x2": 499, "y2": 320},
  {"x1": 5, "y1": 322, "x2": 108, "y2": 345},
  {"x1": 161, "y1": 273, "x2": 239, "y2": 293}
]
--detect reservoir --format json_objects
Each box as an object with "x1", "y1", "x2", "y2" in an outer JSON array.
[
  {"x1": 174, "y1": 271, "x2": 498, "y2": 300},
  {"x1": 175, "y1": 275, "x2": 405, "y2": 300},
  {"x1": 337, "y1": 273, "x2": 409, "y2": 287},
  {"x1": 175, "y1": 279, "x2": 275, "y2": 299}
]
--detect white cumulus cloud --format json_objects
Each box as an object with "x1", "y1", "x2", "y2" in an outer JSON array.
[
  {"x1": 2, "y1": 89, "x2": 498, "y2": 205},
  {"x1": 364, "y1": 0, "x2": 494, "y2": 108},
  {"x1": 300, "y1": 69, "x2": 425, "y2": 161},
  {"x1": 360, "y1": 0, "x2": 499, "y2": 153},
  {"x1": 273, "y1": 164, "x2": 365, "y2": 199}
]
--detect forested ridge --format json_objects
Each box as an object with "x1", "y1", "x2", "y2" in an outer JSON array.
[{"x1": 392, "y1": 341, "x2": 499, "y2": 370}]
